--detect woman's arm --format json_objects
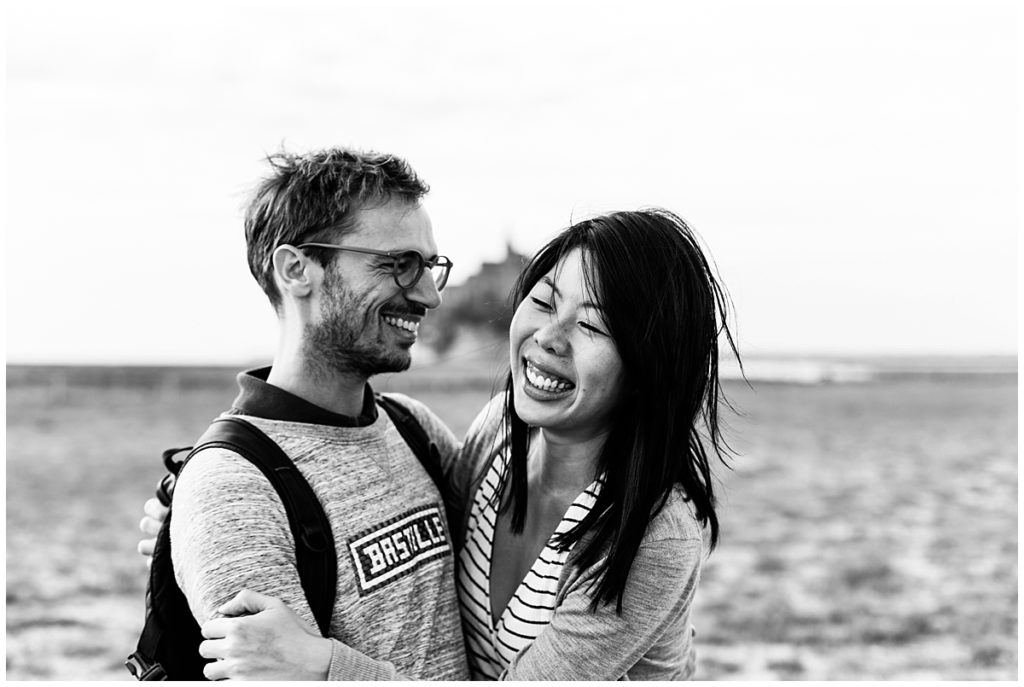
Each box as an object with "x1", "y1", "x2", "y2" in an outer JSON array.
[{"x1": 500, "y1": 536, "x2": 702, "y2": 680}]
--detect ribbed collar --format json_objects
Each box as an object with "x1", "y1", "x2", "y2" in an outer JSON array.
[{"x1": 229, "y1": 366, "x2": 379, "y2": 427}]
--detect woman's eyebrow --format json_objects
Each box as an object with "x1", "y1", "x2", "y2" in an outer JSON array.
[{"x1": 540, "y1": 276, "x2": 604, "y2": 310}]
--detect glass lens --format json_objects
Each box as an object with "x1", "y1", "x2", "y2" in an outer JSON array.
[
  {"x1": 393, "y1": 251, "x2": 424, "y2": 288},
  {"x1": 430, "y1": 259, "x2": 451, "y2": 290}
]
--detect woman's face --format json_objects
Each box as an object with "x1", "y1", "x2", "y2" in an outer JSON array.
[{"x1": 509, "y1": 248, "x2": 626, "y2": 438}]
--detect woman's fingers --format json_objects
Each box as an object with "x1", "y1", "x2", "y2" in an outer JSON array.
[
  {"x1": 198, "y1": 638, "x2": 228, "y2": 660},
  {"x1": 203, "y1": 658, "x2": 232, "y2": 681},
  {"x1": 139, "y1": 516, "x2": 161, "y2": 537},
  {"x1": 201, "y1": 617, "x2": 233, "y2": 640},
  {"x1": 143, "y1": 497, "x2": 169, "y2": 522},
  {"x1": 217, "y1": 589, "x2": 280, "y2": 617},
  {"x1": 138, "y1": 498, "x2": 167, "y2": 563},
  {"x1": 137, "y1": 537, "x2": 156, "y2": 556}
]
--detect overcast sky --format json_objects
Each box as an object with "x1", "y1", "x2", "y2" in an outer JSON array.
[{"x1": 6, "y1": 0, "x2": 1018, "y2": 364}]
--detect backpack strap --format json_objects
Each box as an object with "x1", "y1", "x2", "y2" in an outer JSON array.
[
  {"x1": 376, "y1": 394, "x2": 464, "y2": 550},
  {"x1": 185, "y1": 416, "x2": 337, "y2": 637}
]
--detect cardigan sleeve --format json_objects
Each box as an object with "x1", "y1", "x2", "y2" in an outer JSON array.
[
  {"x1": 452, "y1": 395, "x2": 506, "y2": 504},
  {"x1": 499, "y1": 536, "x2": 702, "y2": 680}
]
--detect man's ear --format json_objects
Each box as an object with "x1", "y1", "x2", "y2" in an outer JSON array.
[{"x1": 271, "y1": 245, "x2": 318, "y2": 300}]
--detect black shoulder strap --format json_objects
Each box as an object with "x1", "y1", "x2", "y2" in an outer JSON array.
[
  {"x1": 376, "y1": 394, "x2": 464, "y2": 549},
  {"x1": 187, "y1": 417, "x2": 337, "y2": 636},
  {"x1": 376, "y1": 394, "x2": 440, "y2": 482}
]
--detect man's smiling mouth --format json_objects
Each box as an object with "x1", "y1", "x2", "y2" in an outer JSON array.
[{"x1": 382, "y1": 315, "x2": 420, "y2": 333}]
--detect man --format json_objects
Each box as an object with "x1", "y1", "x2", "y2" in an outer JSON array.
[{"x1": 140, "y1": 147, "x2": 468, "y2": 680}]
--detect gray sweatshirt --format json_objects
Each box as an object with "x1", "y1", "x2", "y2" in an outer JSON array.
[{"x1": 169, "y1": 368, "x2": 468, "y2": 680}]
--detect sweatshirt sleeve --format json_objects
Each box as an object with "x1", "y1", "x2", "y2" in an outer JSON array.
[
  {"x1": 170, "y1": 448, "x2": 321, "y2": 632},
  {"x1": 499, "y1": 536, "x2": 702, "y2": 681},
  {"x1": 326, "y1": 642, "x2": 406, "y2": 680}
]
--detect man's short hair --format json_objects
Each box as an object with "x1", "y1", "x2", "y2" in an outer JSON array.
[{"x1": 244, "y1": 147, "x2": 430, "y2": 309}]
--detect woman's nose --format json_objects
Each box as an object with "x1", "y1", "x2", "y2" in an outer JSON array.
[{"x1": 532, "y1": 320, "x2": 568, "y2": 356}]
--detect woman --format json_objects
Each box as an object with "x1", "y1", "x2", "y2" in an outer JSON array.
[
  {"x1": 140, "y1": 208, "x2": 739, "y2": 680},
  {"x1": 443, "y1": 207, "x2": 737, "y2": 680}
]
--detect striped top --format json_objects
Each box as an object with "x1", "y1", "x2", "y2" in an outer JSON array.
[{"x1": 456, "y1": 449, "x2": 604, "y2": 680}]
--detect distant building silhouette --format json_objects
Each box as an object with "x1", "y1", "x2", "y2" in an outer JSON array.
[{"x1": 421, "y1": 243, "x2": 528, "y2": 354}]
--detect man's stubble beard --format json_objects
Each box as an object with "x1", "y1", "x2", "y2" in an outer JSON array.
[{"x1": 306, "y1": 270, "x2": 413, "y2": 378}]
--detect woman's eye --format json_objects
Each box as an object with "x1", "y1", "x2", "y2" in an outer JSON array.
[
  {"x1": 531, "y1": 297, "x2": 552, "y2": 310},
  {"x1": 579, "y1": 322, "x2": 608, "y2": 336}
]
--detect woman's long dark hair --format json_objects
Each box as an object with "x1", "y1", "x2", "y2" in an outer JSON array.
[{"x1": 499, "y1": 208, "x2": 741, "y2": 613}]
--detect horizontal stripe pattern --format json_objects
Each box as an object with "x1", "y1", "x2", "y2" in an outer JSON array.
[{"x1": 457, "y1": 451, "x2": 604, "y2": 679}]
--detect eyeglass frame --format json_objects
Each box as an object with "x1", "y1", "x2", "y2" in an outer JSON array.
[{"x1": 296, "y1": 243, "x2": 454, "y2": 291}]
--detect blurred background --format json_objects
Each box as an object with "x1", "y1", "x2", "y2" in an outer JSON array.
[{"x1": 5, "y1": 0, "x2": 1018, "y2": 679}]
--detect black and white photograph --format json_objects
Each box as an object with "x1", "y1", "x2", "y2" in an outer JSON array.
[{"x1": 5, "y1": 0, "x2": 1018, "y2": 680}]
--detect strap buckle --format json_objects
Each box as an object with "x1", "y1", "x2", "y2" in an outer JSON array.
[{"x1": 125, "y1": 653, "x2": 168, "y2": 681}]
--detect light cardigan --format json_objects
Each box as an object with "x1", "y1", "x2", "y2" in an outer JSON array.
[{"x1": 332, "y1": 395, "x2": 706, "y2": 680}]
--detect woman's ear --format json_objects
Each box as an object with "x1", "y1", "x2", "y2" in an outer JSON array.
[{"x1": 272, "y1": 245, "x2": 318, "y2": 301}]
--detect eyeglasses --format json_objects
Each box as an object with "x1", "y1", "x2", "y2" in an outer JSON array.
[{"x1": 297, "y1": 243, "x2": 454, "y2": 291}]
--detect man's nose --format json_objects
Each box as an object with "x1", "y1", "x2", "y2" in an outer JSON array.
[{"x1": 406, "y1": 272, "x2": 442, "y2": 310}]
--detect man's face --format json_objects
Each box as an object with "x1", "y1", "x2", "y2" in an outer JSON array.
[{"x1": 305, "y1": 200, "x2": 442, "y2": 377}]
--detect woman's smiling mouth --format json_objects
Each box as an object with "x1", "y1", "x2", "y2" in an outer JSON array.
[{"x1": 523, "y1": 358, "x2": 576, "y2": 394}]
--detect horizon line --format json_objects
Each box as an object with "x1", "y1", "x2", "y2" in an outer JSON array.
[{"x1": 5, "y1": 351, "x2": 1019, "y2": 369}]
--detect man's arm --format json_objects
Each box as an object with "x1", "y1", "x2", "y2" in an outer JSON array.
[{"x1": 171, "y1": 448, "x2": 333, "y2": 679}]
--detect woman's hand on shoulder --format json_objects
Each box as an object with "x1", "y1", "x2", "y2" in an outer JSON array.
[{"x1": 137, "y1": 497, "x2": 167, "y2": 565}]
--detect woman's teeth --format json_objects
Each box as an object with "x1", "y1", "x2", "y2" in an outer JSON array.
[
  {"x1": 525, "y1": 361, "x2": 574, "y2": 392},
  {"x1": 383, "y1": 316, "x2": 419, "y2": 332}
]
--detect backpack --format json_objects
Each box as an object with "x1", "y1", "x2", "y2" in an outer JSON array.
[{"x1": 125, "y1": 394, "x2": 460, "y2": 681}]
